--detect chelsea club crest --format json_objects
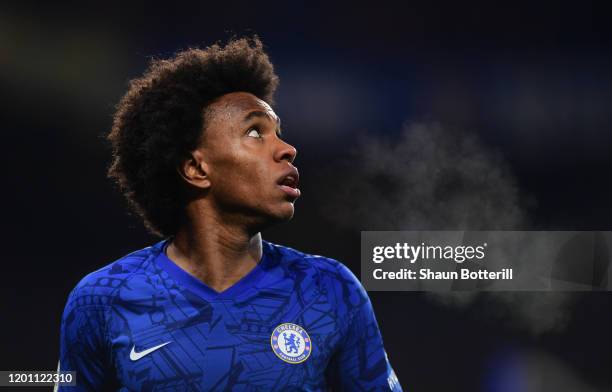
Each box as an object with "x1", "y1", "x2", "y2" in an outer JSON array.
[{"x1": 270, "y1": 323, "x2": 312, "y2": 364}]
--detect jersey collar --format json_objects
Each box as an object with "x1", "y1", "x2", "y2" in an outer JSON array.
[{"x1": 154, "y1": 239, "x2": 272, "y2": 302}]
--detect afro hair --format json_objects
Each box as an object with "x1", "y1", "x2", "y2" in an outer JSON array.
[{"x1": 107, "y1": 37, "x2": 279, "y2": 237}]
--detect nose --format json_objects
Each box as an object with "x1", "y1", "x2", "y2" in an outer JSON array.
[{"x1": 274, "y1": 139, "x2": 297, "y2": 164}]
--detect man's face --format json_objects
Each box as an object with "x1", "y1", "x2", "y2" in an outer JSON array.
[{"x1": 197, "y1": 92, "x2": 300, "y2": 226}]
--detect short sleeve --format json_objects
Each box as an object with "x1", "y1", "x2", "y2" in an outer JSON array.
[
  {"x1": 56, "y1": 286, "x2": 113, "y2": 391},
  {"x1": 325, "y1": 265, "x2": 403, "y2": 391}
]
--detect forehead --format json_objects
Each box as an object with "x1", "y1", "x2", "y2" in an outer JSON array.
[{"x1": 206, "y1": 92, "x2": 278, "y2": 124}]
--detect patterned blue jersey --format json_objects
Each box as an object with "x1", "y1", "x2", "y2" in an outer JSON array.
[{"x1": 58, "y1": 239, "x2": 402, "y2": 391}]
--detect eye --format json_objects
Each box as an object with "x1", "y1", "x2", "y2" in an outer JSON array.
[{"x1": 247, "y1": 128, "x2": 263, "y2": 138}]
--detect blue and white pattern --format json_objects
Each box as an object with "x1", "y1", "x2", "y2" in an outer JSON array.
[
  {"x1": 270, "y1": 323, "x2": 312, "y2": 364},
  {"x1": 57, "y1": 239, "x2": 403, "y2": 391}
]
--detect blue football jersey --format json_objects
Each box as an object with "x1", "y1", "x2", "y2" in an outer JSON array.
[{"x1": 57, "y1": 239, "x2": 402, "y2": 391}]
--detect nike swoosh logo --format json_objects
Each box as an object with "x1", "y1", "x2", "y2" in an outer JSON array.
[{"x1": 129, "y1": 341, "x2": 172, "y2": 361}]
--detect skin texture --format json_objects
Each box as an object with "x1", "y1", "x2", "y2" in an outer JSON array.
[{"x1": 166, "y1": 92, "x2": 299, "y2": 292}]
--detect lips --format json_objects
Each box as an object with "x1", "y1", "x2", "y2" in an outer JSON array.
[
  {"x1": 277, "y1": 166, "x2": 300, "y2": 188},
  {"x1": 277, "y1": 166, "x2": 301, "y2": 199}
]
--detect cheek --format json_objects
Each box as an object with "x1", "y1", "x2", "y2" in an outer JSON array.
[{"x1": 212, "y1": 157, "x2": 270, "y2": 201}]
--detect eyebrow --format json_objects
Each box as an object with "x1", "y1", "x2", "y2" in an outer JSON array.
[{"x1": 243, "y1": 110, "x2": 282, "y2": 134}]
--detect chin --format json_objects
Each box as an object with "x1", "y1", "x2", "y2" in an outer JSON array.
[
  {"x1": 264, "y1": 202, "x2": 295, "y2": 225},
  {"x1": 275, "y1": 202, "x2": 296, "y2": 221}
]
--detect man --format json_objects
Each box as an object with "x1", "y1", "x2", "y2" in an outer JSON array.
[{"x1": 58, "y1": 37, "x2": 402, "y2": 391}]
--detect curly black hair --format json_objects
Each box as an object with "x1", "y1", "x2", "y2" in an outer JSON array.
[{"x1": 107, "y1": 37, "x2": 279, "y2": 237}]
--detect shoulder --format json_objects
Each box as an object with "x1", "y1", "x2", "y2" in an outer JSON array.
[
  {"x1": 64, "y1": 240, "x2": 166, "y2": 313},
  {"x1": 263, "y1": 241, "x2": 368, "y2": 306},
  {"x1": 263, "y1": 240, "x2": 351, "y2": 275}
]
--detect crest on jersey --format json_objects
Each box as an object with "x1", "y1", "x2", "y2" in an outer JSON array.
[{"x1": 270, "y1": 323, "x2": 312, "y2": 364}]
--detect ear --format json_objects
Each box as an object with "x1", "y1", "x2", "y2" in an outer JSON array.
[{"x1": 177, "y1": 149, "x2": 211, "y2": 190}]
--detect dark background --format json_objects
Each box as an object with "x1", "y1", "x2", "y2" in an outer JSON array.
[{"x1": 2, "y1": 2, "x2": 612, "y2": 391}]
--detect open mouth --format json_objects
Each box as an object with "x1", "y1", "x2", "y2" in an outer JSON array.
[
  {"x1": 280, "y1": 175, "x2": 298, "y2": 189},
  {"x1": 277, "y1": 168, "x2": 301, "y2": 199}
]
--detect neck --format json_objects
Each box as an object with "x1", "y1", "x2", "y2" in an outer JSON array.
[{"x1": 166, "y1": 205, "x2": 263, "y2": 293}]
